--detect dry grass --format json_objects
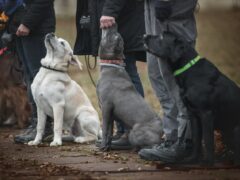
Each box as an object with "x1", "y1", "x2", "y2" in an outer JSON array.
[{"x1": 55, "y1": 9, "x2": 240, "y2": 117}]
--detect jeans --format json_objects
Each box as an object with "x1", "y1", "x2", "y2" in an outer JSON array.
[
  {"x1": 16, "y1": 35, "x2": 46, "y2": 125},
  {"x1": 144, "y1": 0, "x2": 195, "y2": 140},
  {"x1": 115, "y1": 53, "x2": 145, "y2": 135}
]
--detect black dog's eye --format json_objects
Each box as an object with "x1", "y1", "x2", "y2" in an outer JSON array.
[{"x1": 60, "y1": 41, "x2": 65, "y2": 46}]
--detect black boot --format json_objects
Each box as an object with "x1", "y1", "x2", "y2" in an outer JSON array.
[
  {"x1": 110, "y1": 133, "x2": 133, "y2": 150},
  {"x1": 42, "y1": 117, "x2": 54, "y2": 142},
  {"x1": 14, "y1": 117, "x2": 37, "y2": 144},
  {"x1": 14, "y1": 117, "x2": 53, "y2": 144},
  {"x1": 139, "y1": 138, "x2": 193, "y2": 163}
]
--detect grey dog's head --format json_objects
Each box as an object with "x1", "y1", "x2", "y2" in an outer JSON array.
[
  {"x1": 42, "y1": 33, "x2": 82, "y2": 71},
  {"x1": 98, "y1": 24, "x2": 124, "y2": 60}
]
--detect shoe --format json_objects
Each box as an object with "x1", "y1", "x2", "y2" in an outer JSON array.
[
  {"x1": 139, "y1": 138, "x2": 192, "y2": 163},
  {"x1": 95, "y1": 133, "x2": 133, "y2": 150},
  {"x1": 95, "y1": 132, "x2": 124, "y2": 148},
  {"x1": 152, "y1": 140, "x2": 175, "y2": 149},
  {"x1": 110, "y1": 135, "x2": 133, "y2": 150},
  {"x1": 14, "y1": 123, "x2": 37, "y2": 144},
  {"x1": 14, "y1": 118, "x2": 53, "y2": 144}
]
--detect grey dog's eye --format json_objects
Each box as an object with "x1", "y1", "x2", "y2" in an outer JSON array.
[{"x1": 60, "y1": 41, "x2": 65, "y2": 46}]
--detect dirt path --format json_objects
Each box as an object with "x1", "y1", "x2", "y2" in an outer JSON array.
[
  {"x1": 1, "y1": 9, "x2": 240, "y2": 180},
  {"x1": 1, "y1": 128, "x2": 240, "y2": 180}
]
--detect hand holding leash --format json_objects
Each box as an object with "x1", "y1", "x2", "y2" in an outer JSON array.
[{"x1": 100, "y1": 16, "x2": 116, "y2": 29}]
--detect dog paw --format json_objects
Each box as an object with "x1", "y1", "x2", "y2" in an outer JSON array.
[
  {"x1": 28, "y1": 140, "x2": 40, "y2": 146},
  {"x1": 50, "y1": 140, "x2": 62, "y2": 147},
  {"x1": 74, "y1": 137, "x2": 85, "y2": 144},
  {"x1": 99, "y1": 145, "x2": 110, "y2": 152}
]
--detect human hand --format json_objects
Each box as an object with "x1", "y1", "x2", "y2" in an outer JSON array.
[
  {"x1": 16, "y1": 24, "x2": 30, "y2": 36},
  {"x1": 155, "y1": 0, "x2": 172, "y2": 22},
  {"x1": 100, "y1": 16, "x2": 116, "y2": 29}
]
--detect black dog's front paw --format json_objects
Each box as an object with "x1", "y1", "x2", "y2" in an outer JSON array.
[{"x1": 99, "y1": 145, "x2": 111, "y2": 152}]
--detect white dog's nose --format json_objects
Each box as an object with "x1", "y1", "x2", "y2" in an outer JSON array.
[{"x1": 46, "y1": 33, "x2": 55, "y2": 39}]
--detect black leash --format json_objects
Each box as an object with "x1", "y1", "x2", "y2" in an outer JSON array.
[{"x1": 84, "y1": 55, "x2": 97, "y2": 87}]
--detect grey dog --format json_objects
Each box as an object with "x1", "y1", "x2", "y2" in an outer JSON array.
[{"x1": 97, "y1": 25, "x2": 163, "y2": 151}]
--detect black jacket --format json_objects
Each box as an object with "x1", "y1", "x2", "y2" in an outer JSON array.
[
  {"x1": 10, "y1": 0, "x2": 56, "y2": 35},
  {"x1": 74, "y1": 0, "x2": 146, "y2": 61},
  {"x1": 102, "y1": 0, "x2": 145, "y2": 54}
]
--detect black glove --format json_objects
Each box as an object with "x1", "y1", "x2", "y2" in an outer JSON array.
[{"x1": 155, "y1": 0, "x2": 172, "y2": 22}]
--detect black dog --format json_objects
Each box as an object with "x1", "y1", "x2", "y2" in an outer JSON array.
[{"x1": 144, "y1": 32, "x2": 240, "y2": 165}]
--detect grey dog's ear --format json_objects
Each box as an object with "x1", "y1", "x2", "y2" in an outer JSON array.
[{"x1": 70, "y1": 54, "x2": 83, "y2": 70}]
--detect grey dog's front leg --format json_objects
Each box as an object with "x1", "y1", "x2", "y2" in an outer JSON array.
[{"x1": 100, "y1": 104, "x2": 114, "y2": 151}]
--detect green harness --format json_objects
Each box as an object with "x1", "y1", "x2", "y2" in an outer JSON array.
[{"x1": 174, "y1": 55, "x2": 201, "y2": 76}]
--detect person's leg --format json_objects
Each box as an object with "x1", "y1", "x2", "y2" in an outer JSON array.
[
  {"x1": 139, "y1": 0, "x2": 193, "y2": 162},
  {"x1": 144, "y1": 0, "x2": 178, "y2": 142},
  {"x1": 124, "y1": 54, "x2": 144, "y2": 97},
  {"x1": 147, "y1": 53, "x2": 178, "y2": 142},
  {"x1": 14, "y1": 35, "x2": 53, "y2": 143}
]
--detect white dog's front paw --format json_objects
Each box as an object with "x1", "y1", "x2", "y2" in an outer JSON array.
[
  {"x1": 28, "y1": 140, "x2": 41, "y2": 146},
  {"x1": 74, "y1": 136, "x2": 97, "y2": 144},
  {"x1": 74, "y1": 137, "x2": 85, "y2": 144},
  {"x1": 50, "y1": 140, "x2": 62, "y2": 147}
]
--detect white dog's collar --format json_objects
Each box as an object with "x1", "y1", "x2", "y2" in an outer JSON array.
[{"x1": 42, "y1": 65, "x2": 67, "y2": 73}]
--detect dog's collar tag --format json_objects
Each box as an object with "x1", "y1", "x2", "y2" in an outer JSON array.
[{"x1": 174, "y1": 55, "x2": 201, "y2": 76}]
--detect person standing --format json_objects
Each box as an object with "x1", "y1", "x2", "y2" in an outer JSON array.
[
  {"x1": 75, "y1": 0, "x2": 146, "y2": 149},
  {"x1": 13, "y1": 0, "x2": 56, "y2": 143},
  {"x1": 139, "y1": 0, "x2": 198, "y2": 163}
]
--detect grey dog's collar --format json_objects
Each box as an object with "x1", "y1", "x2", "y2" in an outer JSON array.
[
  {"x1": 99, "y1": 59, "x2": 125, "y2": 69},
  {"x1": 100, "y1": 63, "x2": 125, "y2": 69}
]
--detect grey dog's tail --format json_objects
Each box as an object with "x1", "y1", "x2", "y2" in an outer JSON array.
[{"x1": 129, "y1": 118, "x2": 163, "y2": 147}]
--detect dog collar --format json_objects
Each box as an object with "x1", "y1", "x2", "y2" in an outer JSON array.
[
  {"x1": 100, "y1": 63, "x2": 125, "y2": 69},
  {"x1": 41, "y1": 65, "x2": 67, "y2": 73},
  {"x1": 100, "y1": 59, "x2": 125, "y2": 66},
  {"x1": 174, "y1": 55, "x2": 201, "y2": 76}
]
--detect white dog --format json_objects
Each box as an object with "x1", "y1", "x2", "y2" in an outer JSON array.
[{"x1": 28, "y1": 33, "x2": 102, "y2": 146}]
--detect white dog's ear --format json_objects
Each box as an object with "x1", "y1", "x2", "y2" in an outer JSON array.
[{"x1": 70, "y1": 55, "x2": 83, "y2": 70}]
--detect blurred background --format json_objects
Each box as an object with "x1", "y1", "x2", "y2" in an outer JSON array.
[{"x1": 54, "y1": 0, "x2": 240, "y2": 116}]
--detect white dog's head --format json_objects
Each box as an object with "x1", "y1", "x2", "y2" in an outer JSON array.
[{"x1": 41, "y1": 33, "x2": 83, "y2": 71}]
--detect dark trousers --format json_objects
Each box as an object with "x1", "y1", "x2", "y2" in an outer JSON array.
[
  {"x1": 125, "y1": 54, "x2": 144, "y2": 98},
  {"x1": 116, "y1": 54, "x2": 145, "y2": 134},
  {"x1": 15, "y1": 35, "x2": 46, "y2": 123}
]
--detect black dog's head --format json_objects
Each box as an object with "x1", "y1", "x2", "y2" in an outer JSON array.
[
  {"x1": 143, "y1": 32, "x2": 197, "y2": 65},
  {"x1": 98, "y1": 24, "x2": 124, "y2": 60}
]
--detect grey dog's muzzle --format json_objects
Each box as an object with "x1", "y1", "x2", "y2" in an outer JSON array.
[{"x1": 98, "y1": 24, "x2": 125, "y2": 60}]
